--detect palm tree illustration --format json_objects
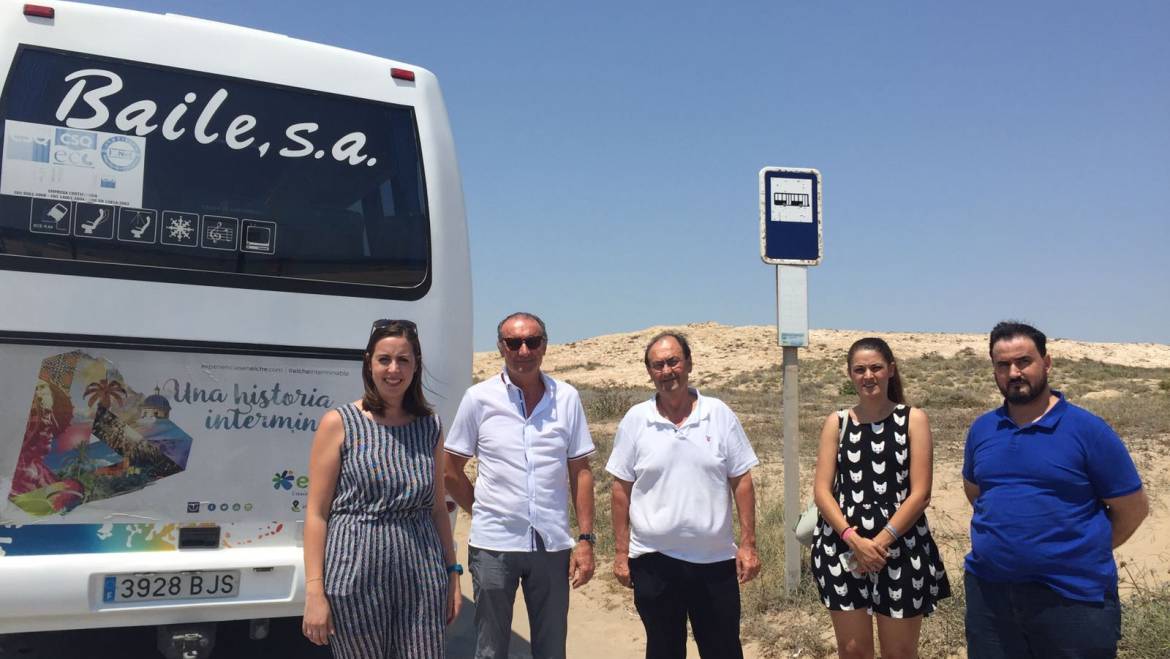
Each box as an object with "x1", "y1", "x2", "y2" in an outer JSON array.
[
  {"x1": 84, "y1": 378, "x2": 128, "y2": 470},
  {"x1": 92, "y1": 406, "x2": 170, "y2": 476},
  {"x1": 85, "y1": 378, "x2": 127, "y2": 410}
]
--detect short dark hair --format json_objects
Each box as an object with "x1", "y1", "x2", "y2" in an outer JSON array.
[
  {"x1": 362, "y1": 320, "x2": 433, "y2": 418},
  {"x1": 989, "y1": 321, "x2": 1047, "y2": 357},
  {"x1": 497, "y1": 312, "x2": 548, "y2": 341},
  {"x1": 643, "y1": 331, "x2": 692, "y2": 368},
  {"x1": 846, "y1": 337, "x2": 906, "y2": 405}
]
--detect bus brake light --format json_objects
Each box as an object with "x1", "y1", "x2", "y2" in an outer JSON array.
[
  {"x1": 390, "y1": 68, "x2": 415, "y2": 82},
  {"x1": 23, "y1": 4, "x2": 55, "y2": 18}
]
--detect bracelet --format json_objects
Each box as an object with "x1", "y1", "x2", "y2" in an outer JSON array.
[
  {"x1": 882, "y1": 523, "x2": 900, "y2": 541},
  {"x1": 840, "y1": 526, "x2": 856, "y2": 541},
  {"x1": 305, "y1": 577, "x2": 323, "y2": 584}
]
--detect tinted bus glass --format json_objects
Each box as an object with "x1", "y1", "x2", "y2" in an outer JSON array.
[{"x1": 0, "y1": 47, "x2": 430, "y2": 298}]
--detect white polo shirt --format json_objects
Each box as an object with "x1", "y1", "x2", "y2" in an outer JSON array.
[
  {"x1": 605, "y1": 390, "x2": 758, "y2": 564},
  {"x1": 445, "y1": 370, "x2": 595, "y2": 552}
]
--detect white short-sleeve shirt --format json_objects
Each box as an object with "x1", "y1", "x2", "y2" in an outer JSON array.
[
  {"x1": 606, "y1": 390, "x2": 758, "y2": 564},
  {"x1": 445, "y1": 370, "x2": 596, "y2": 552}
]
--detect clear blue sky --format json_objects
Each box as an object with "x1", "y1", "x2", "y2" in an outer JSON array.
[{"x1": 88, "y1": 1, "x2": 1170, "y2": 349}]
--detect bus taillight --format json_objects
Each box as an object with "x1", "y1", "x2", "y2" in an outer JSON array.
[
  {"x1": 23, "y1": 4, "x2": 55, "y2": 19},
  {"x1": 390, "y1": 68, "x2": 415, "y2": 82}
]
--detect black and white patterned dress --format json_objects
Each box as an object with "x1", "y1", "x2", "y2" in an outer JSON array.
[
  {"x1": 324, "y1": 404, "x2": 448, "y2": 658},
  {"x1": 809, "y1": 405, "x2": 951, "y2": 618}
]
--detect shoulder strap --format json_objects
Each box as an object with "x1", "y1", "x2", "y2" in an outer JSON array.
[{"x1": 837, "y1": 409, "x2": 849, "y2": 445}]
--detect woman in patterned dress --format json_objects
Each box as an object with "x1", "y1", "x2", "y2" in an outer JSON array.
[
  {"x1": 302, "y1": 319, "x2": 461, "y2": 657},
  {"x1": 810, "y1": 337, "x2": 951, "y2": 659}
]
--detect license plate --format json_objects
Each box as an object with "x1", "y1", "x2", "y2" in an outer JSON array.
[{"x1": 102, "y1": 570, "x2": 240, "y2": 603}]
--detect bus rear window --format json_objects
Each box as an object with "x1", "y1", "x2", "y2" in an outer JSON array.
[{"x1": 0, "y1": 47, "x2": 430, "y2": 299}]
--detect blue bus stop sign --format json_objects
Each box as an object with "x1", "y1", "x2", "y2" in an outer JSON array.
[{"x1": 759, "y1": 167, "x2": 822, "y2": 265}]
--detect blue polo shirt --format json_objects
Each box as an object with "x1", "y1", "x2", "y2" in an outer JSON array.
[{"x1": 962, "y1": 392, "x2": 1142, "y2": 602}]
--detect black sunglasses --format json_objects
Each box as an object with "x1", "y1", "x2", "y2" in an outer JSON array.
[
  {"x1": 370, "y1": 318, "x2": 418, "y2": 335},
  {"x1": 500, "y1": 336, "x2": 545, "y2": 351}
]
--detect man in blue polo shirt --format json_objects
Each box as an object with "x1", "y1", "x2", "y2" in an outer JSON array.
[{"x1": 962, "y1": 321, "x2": 1149, "y2": 658}]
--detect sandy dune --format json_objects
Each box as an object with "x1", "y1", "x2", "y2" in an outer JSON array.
[{"x1": 475, "y1": 323, "x2": 1170, "y2": 389}]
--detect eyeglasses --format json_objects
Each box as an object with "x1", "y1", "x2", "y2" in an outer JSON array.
[
  {"x1": 500, "y1": 336, "x2": 545, "y2": 351},
  {"x1": 648, "y1": 357, "x2": 684, "y2": 372},
  {"x1": 370, "y1": 318, "x2": 417, "y2": 335}
]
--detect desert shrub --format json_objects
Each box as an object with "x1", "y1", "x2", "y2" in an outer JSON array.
[
  {"x1": 739, "y1": 496, "x2": 834, "y2": 657},
  {"x1": 574, "y1": 361, "x2": 605, "y2": 372},
  {"x1": 1119, "y1": 566, "x2": 1170, "y2": 658},
  {"x1": 918, "y1": 389, "x2": 989, "y2": 409},
  {"x1": 578, "y1": 386, "x2": 645, "y2": 421},
  {"x1": 1078, "y1": 395, "x2": 1170, "y2": 445},
  {"x1": 1060, "y1": 361, "x2": 1170, "y2": 399}
]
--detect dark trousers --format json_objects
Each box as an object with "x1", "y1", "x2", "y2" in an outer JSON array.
[
  {"x1": 628, "y1": 552, "x2": 743, "y2": 659},
  {"x1": 964, "y1": 571, "x2": 1121, "y2": 659}
]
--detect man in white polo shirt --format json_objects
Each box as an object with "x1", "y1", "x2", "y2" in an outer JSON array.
[
  {"x1": 608, "y1": 331, "x2": 760, "y2": 659},
  {"x1": 445, "y1": 311, "x2": 596, "y2": 659}
]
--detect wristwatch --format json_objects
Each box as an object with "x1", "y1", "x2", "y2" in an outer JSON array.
[
  {"x1": 577, "y1": 533, "x2": 596, "y2": 545},
  {"x1": 446, "y1": 563, "x2": 464, "y2": 575}
]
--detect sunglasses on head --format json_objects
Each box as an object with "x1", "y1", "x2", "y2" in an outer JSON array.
[
  {"x1": 370, "y1": 318, "x2": 418, "y2": 335},
  {"x1": 500, "y1": 336, "x2": 545, "y2": 351}
]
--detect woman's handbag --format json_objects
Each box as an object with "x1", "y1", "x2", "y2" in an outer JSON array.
[
  {"x1": 792, "y1": 410, "x2": 849, "y2": 546},
  {"x1": 793, "y1": 501, "x2": 820, "y2": 546}
]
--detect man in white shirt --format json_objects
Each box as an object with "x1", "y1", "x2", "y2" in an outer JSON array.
[
  {"x1": 445, "y1": 312, "x2": 596, "y2": 659},
  {"x1": 608, "y1": 331, "x2": 760, "y2": 659}
]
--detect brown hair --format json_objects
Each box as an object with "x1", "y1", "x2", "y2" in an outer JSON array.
[
  {"x1": 643, "y1": 331, "x2": 693, "y2": 368},
  {"x1": 361, "y1": 320, "x2": 432, "y2": 417},
  {"x1": 847, "y1": 337, "x2": 906, "y2": 405}
]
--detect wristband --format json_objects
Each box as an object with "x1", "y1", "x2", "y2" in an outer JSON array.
[
  {"x1": 447, "y1": 563, "x2": 464, "y2": 575},
  {"x1": 578, "y1": 533, "x2": 596, "y2": 545},
  {"x1": 882, "y1": 523, "x2": 900, "y2": 541},
  {"x1": 840, "y1": 526, "x2": 856, "y2": 541}
]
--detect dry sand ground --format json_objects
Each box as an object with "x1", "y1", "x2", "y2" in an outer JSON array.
[
  {"x1": 459, "y1": 324, "x2": 1170, "y2": 658},
  {"x1": 449, "y1": 509, "x2": 767, "y2": 658}
]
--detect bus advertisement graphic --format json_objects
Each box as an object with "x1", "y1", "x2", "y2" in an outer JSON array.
[{"x1": 0, "y1": 343, "x2": 361, "y2": 527}]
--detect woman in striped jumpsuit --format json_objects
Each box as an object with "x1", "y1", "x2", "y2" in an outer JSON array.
[{"x1": 303, "y1": 319, "x2": 461, "y2": 657}]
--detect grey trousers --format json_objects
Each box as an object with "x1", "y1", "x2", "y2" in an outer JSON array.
[{"x1": 468, "y1": 537, "x2": 571, "y2": 659}]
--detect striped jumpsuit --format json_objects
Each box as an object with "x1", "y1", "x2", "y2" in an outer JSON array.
[{"x1": 325, "y1": 404, "x2": 448, "y2": 658}]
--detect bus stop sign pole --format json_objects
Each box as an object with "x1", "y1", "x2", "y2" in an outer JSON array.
[{"x1": 759, "y1": 166, "x2": 822, "y2": 593}]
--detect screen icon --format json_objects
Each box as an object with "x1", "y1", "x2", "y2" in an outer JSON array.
[{"x1": 240, "y1": 219, "x2": 277, "y2": 255}]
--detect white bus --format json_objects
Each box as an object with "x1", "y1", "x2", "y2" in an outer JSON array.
[{"x1": 0, "y1": 1, "x2": 470, "y2": 654}]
